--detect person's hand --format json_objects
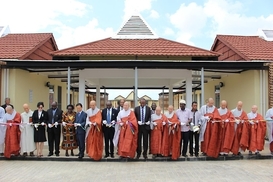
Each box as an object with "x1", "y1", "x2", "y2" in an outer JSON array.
[
  {"x1": 249, "y1": 121, "x2": 254, "y2": 125},
  {"x1": 153, "y1": 122, "x2": 157, "y2": 126},
  {"x1": 126, "y1": 121, "x2": 128, "y2": 125},
  {"x1": 103, "y1": 120, "x2": 107, "y2": 125},
  {"x1": 88, "y1": 121, "x2": 92, "y2": 126},
  {"x1": 62, "y1": 122, "x2": 66, "y2": 126},
  {"x1": 77, "y1": 123, "x2": 81, "y2": 126},
  {"x1": 162, "y1": 121, "x2": 166, "y2": 125},
  {"x1": 54, "y1": 122, "x2": 58, "y2": 126},
  {"x1": 74, "y1": 123, "x2": 77, "y2": 127},
  {"x1": 181, "y1": 122, "x2": 186, "y2": 126},
  {"x1": 146, "y1": 121, "x2": 150, "y2": 125},
  {"x1": 138, "y1": 121, "x2": 142, "y2": 125},
  {"x1": 205, "y1": 116, "x2": 210, "y2": 120},
  {"x1": 120, "y1": 122, "x2": 124, "y2": 126},
  {"x1": 48, "y1": 124, "x2": 52, "y2": 128},
  {"x1": 9, "y1": 123, "x2": 12, "y2": 126},
  {"x1": 34, "y1": 124, "x2": 38, "y2": 128},
  {"x1": 235, "y1": 119, "x2": 240, "y2": 124},
  {"x1": 111, "y1": 120, "x2": 115, "y2": 124},
  {"x1": 225, "y1": 119, "x2": 229, "y2": 122},
  {"x1": 41, "y1": 122, "x2": 45, "y2": 126}
]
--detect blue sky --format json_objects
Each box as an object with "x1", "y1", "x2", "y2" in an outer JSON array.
[{"x1": 1, "y1": 0, "x2": 273, "y2": 99}]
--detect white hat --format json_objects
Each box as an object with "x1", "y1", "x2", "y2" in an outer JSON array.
[{"x1": 180, "y1": 99, "x2": 186, "y2": 104}]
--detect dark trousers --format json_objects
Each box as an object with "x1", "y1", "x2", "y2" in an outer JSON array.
[
  {"x1": 137, "y1": 125, "x2": 149, "y2": 156},
  {"x1": 189, "y1": 131, "x2": 200, "y2": 156},
  {"x1": 76, "y1": 133, "x2": 85, "y2": 157},
  {"x1": 180, "y1": 131, "x2": 190, "y2": 156},
  {"x1": 103, "y1": 127, "x2": 115, "y2": 156},
  {"x1": 47, "y1": 128, "x2": 61, "y2": 155}
]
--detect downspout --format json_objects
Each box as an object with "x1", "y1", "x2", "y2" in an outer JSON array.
[
  {"x1": 259, "y1": 70, "x2": 263, "y2": 115},
  {"x1": 263, "y1": 70, "x2": 266, "y2": 115}
]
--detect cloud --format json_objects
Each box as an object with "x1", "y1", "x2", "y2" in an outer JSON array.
[
  {"x1": 164, "y1": 27, "x2": 175, "y2": 35},
  {"x1": 169, "y1": 2, "x2": 207, "y2": 45},
  {"x1": 123, "y1": 0, "x2": 157, "y2": 20},
  {"x1": 54, "y1": 19, "x2": 115, "y2": 49},
  {"x1": 149, "y1": 10, "x2": 160, "y2": 19},
  {"x1": 169, "y1": 0, "x2": 273, "y2": 45},
  {"x1": 0, "y1": 0, "x2": 90, "y2": 33}
]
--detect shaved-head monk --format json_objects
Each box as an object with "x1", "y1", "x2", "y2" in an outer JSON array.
[{"x1": 85, "y1": 100, "x2": 103, "y2": 160}]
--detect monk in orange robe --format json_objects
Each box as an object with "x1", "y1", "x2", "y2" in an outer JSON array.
[
  {"x1": 247, "y1": 105, "x2": 266, "y2": 155},
  {"x1": 231, "y1": 101, "x2": 249, "y2": 155},
  {"x1": 116, "y1": 102, "x2": 138, "y2": 159},
  {"x1": 218, "y1": 100, "x2": 235, "y2": 155},
  {"x1": 150, "y1": 106, "x2": 167, "y2": 158},
  {"x1": 4, "y1": 106, "x2": 21, "y2": 158},
  {"x1": 199, "y1": 98, "x2": 221, "y2": 158},
  {"x1": 85, "y1": 100, "x2": 103, "y2": 161},
  {"x1": 162, "y1": 105, "x2": 181, "y2": 160}
]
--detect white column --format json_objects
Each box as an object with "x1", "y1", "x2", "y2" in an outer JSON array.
[
  {"x1": 79, "y1": 71, "x2": 85, "y2": 110},
  {"x1": 96, "y1": 85, "x2": 100, "y2": 109},
  {"x1": 67, "y1": 67, "x2": 71, "y2": 105},
  {"x1": 186, "y1": 71, "x2": 192, "y2": 109},
  {"x1": 162, "y1": 87, "x2": 165, "y2": 114},
  {"x1": 134, "y1": 67, "x2": 138, "y2": 107},
  {"x1": 169, "y1": 85, "x2": 173, "y2": 106},
  {"x1": 201, "y1": 67, "x2": 205, "y2": 106}
]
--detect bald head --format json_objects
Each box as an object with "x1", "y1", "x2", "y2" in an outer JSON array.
[
  {"x1": 251, "y1": 105, "x2": 258, "y2": 113},
  {"x1": 6, "y1": 105, "x2": 13, "y2": 114},
  {"x1": 208, "y1": 98, "x2": 214, "y2": 107},
  {"x1": 123, "y1": 101, "x2": 130, "y2": 111},
  {"x1": 168, "y1": 105, "x2": 174, "y2": 113},
  {"x1": 221, "y1": 100, "x2": 227, "y2": 109},
  {"x1": 237, "y1": 101, "x2": 243, "y2": 110},
  {"x1": 89, "y1": 100, "x2": 96, "y2": 110},
  {"x1": 23, "y1": 103, "x2": 30, "y2": 113},
  {"x1": 106, "y1": 101, "x2": 112, "y2": 109},
  {"x1": 155, "y1": 106, "x2": 161, "y2": 115}
]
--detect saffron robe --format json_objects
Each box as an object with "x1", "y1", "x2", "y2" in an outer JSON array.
[
  {"x1": 247, "y1": 112, "x2": 266, "y2": 152},
  {"x1": 218, "y1": 108, "x2": 235, "y2": 154},
  {"x1": 86, "y1": 108, "x2": 103, "y2": 161},
  {"x1": 163, "y1": 112, "x2": 181, "y2": 160},
  {"x1": 150, "y1": 114, "x2": 167, "y2": 155},
  {"x1": 4, "y1": 112, "x2": 21, "y2": 158},
  {"x1": 199, "y1": 105, "x2": 221, "y2": 158},
  {"x1": 231, "y1": 109, "x2": 248, "y2": 154},
  {"x1": 117, "y1": 110, "x2": 138, "y2": 158}
]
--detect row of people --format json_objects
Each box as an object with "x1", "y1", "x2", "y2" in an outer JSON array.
[{"x1": 0, "y1": 98, "x2": 272, "y2": 159}]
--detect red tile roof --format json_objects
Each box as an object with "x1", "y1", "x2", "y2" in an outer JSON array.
[
  {"x1": 211, "y1": 35, "x2": 273, "y2": 61},
  {"x1": 0, "y1": 33, "x2": 58, "y2": 59},
  {"x1": 52, "y1": 38, "x2": 219, "y2": 57}
]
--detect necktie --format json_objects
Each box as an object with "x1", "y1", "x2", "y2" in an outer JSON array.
[
  {"x1": 52, "y1": 109, "x2": 55, "y2": 124},
  {"x1": 78, "y1": 112, "x2": 80, "y2": 117},
  {"x1": 141, "y1": 107, "x2": 144, "y2": 123},
  {"x1": 107, "y1": 109, "x2": 111, "y2": 124}
]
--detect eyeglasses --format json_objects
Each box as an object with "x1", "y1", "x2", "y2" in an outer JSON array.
[{"x1": 39, "y1": 107, "x2": 43, "y2": 109}]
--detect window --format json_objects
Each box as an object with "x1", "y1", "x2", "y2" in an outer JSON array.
[
  {"x1": 215, "y1": 86, "x2": 220, "y2": 108},
  {"x1": 58, "y1": 86, "x2": 62, "y2": 109}
]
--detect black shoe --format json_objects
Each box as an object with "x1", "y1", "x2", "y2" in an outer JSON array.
[
  {"x1": 143, "y1": 155, "x2": 148, "y2": 159},
  {"x1": 0, "y1": 153, "x2": 4, "y2": 156},
  {"x1": 249, "y1": 151, "x2": 253, "y2": 155},
  {"x1": 110, "y1": 154, "x2": 114, "y2": 158},
  {"x1": 71, "y1": 151, "x2": 74, "y2": 156},
  {"x1": 65, "y1": 151, "x2": 69, "y2": 157},
  {"x1": 56, "y1": 154, "x2": 60, "y2": 157},
  {"x1": 190, "y1": 154, "x2": 193, "y2": 157},
  {"x1": 195, "y1": 154, "x2": 199, "y2": 157},
  {"x1": 48, "y1": 153, "x2": 53, "y2": 157},
  {"x1": 135, "y1": 155, "x2": 140, "y2": 160},
  {"x1": 104, "y1": 155, "x2": 109, "y2": 158},
  {"x1": 182, "y1": 154, "x2": 188, "y2": 157},
  {"x1": 237, "y1": 152, "x2": 242, "y2": 156},
  {"x1": 255, "y1": 152, "x2": 261, "y2": 156},
  {"x1": 78, "y1": 156, "x2": 83, "y2": 159}
]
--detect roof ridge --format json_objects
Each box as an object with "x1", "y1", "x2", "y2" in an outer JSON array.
[
  {"x1": 159, "y1": 37, "x2": 220, "y2": 56},
  {"x1": 50, "y1": 37, "x2": 111, "y2": 56}
]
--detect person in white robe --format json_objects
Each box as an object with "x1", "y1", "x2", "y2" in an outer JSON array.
[
  {"x1": 265, "y1": 107, "x2": 273, "y2": 155},
  {"x1": 0, "y1": 107, "x2": 6, "y2": 156},
  {"x1": 20, "y1": 104, "x2": 35, "y2": 156}
]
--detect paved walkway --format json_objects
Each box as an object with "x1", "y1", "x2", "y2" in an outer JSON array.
[{"x1": 0, "y1": 160, "x2": 272, "y2": 182}]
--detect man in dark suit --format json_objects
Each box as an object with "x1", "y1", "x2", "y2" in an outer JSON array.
[
  {"x1": 1, "y1": 98, "x2": 14, "y2": 112},
  {"x1": 102, "y1": 101, "x2": 118, "y2": 158},
  {"x1": 46, "y1": 101, "x2": 63, "y2": 156},
  {"x1": 134, "y1": 98, "x2": 151, "y2": 159},
  {"x1": 74, "y1": 103, "x2": 87, "y2": 159},
  {"x1": 116, "y1": 99, "x2": 125, "y2": 113}
]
